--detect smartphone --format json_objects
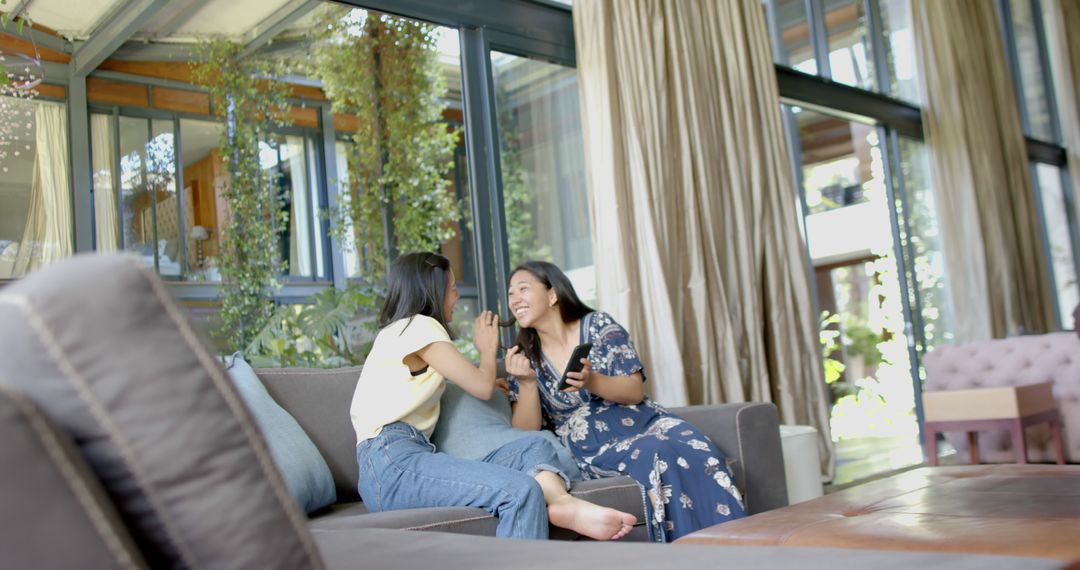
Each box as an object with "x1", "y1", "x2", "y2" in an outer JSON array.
[{"x1": 558, "y1": 343, "x2": 594, "y2": 390}]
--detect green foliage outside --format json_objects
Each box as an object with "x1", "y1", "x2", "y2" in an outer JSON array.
[
  {"x1": 246, "y1": 283, "x2": 382, "y2": 368},
  {"x1": 310, "y1": 8, "x2": 459, "y2": 279},
  {"x1": 820, "y1": 309, "x2": 887, "y2": 403},
  {"x1": 0, "y1": 0, "x2": 31, "y2": 87},
  {"x1": 241, "y1": 10, "x2": 466, "y2": 367},
  {"x1": 192, "y1": 40, "x2": 292, "y2": 353}
]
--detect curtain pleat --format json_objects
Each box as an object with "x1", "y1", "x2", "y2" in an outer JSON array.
[
  {"x1": 575, "y1": 0, "x2": 835, "y2": 478},
  {"x1": 912, "y1": 0, "x2": 1056, "y2": 340},
  {"x1": 92, "y1": 114, "x2": 120, "y2": 252},
  {"x1": 13, "y1": 101, "x2": 72, "y2": 276},
  {"x1": 1044, "y1": 0, "x2": 1080, "y2": 246}
]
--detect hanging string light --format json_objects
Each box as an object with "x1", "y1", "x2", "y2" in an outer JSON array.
[{"x1": 0, "y1": 33, "x2": 44, "y2": 174}]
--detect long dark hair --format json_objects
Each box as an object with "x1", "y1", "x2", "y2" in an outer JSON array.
[
  {"x1": 379, "y1": 252, "x2": 456, "y2": 338},
  {"x1": 510, "y1": 261, "x2": 594, "y2": 363}
]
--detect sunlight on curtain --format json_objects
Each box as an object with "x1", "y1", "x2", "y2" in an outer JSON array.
[
  {"x1": 92, "y1": 114, "x2": 119, "y2": 251},
  {"x1": 11, "y1": 101, "x2": 72, "y2": 276},
  {"x1": 913, "y1": 0, "x2": 1055, "y2": 339},
  {"x1": 575, "y1": 0, "x2": 834, "y2": 477},
  {"x1": 287, "y1": 135, "x2": 312, "y2": 277}
]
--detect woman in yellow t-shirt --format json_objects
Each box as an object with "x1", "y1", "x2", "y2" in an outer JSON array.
[{"x1": 351, "y1": 252, "x2": 636, "y2": 540}]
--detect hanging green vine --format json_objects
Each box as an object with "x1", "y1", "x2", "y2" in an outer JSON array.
[
  {"x1": 192, "y1": 39, "x2": 292, "y2": 352},
  {"x1": 0, "y1": 1, "x2": 32, "y2": 88},
  {"x1": 311, "y1": 9, "x2": 459, "y2": 279}
]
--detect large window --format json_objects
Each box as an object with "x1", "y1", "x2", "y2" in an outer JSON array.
[
  {"x1": 1003, "y1": 0, "x2": 1059, "y2": 142},
  {"x1": 492, "y1": 52, "x2": 594, "y2": 302},
  {"x1": 1034, "y1": 163, "x2": 1079, "y2": 326},
  {"x1": 878, "y1": 0, "x2": 920, "y2": 103},
  {"x1": 894, "y1": 137, "x2": 954, "y2": 352},
  {"x1": 998, "y1": 0, "x2": 1076, "y2": 326},
  {"x1": 92, "y1": 112, "x2": 328, "y2": 282},
  {"x1": 0, "y1": 98, "x2": 72, "y2": 279},
  {"x1": 824, "y1": 0, "x2": 876, "y2": 90},
  {"x1": 769, "y1": 0, "x2": 817, "y2": 73}
]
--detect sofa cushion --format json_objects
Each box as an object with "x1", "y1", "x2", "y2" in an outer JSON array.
[
  {"x1": 227, "y1": 353, "x2": 336, "y2": 513},
  {"x1": 0, "y1": 385, "x2": 148, "y2": 570},
  {"x1": 0, "y1": 254, "x2": 323, "y2": 569},
  {"x1": 256, "y1": 366, "x2": 363, "y2": 502},
  {"x1": 310, "y1": 501, "x2": 497, "y2": 535},
  {"x1": 311, "y1": 527, "x2": 1072, "y2": 570},
  {"x1": 431, "y1": 383, "x2": 582, "y2": 481},
  {"x1": 551, "y1": 476, "x2": 649, "y2": 541}
]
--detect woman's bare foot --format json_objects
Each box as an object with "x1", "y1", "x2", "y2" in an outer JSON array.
[{"x1": 547, "y1": 496, "x2": 637, "y2": 540}]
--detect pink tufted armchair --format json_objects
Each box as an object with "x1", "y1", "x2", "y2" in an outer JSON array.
[{"x1": 923, "y1": 332, "x2": 1079, "y2": 463}]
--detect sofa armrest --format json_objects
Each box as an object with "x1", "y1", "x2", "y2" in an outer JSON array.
[
  {"x1": 0, "y1": 386, "x2": 146, "y2": 569},
  {"x1": 669, "y1": 402, "x2": 788, "y2": 514}
]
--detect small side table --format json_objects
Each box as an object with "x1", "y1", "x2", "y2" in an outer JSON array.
[{"x1": 923, "y1": 381, "x2": 1066, "y2": 466}]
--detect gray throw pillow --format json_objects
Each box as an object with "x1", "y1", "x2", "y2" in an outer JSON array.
[
  {"x1": 431, "y1": 383, "x2": 582, "y2": 481},
  {"x1": 227, "y1": 353, "x2": 336, "y2": 514},
  {"x1": 0, "y1": 254, "x2": 323, "y2": 569}
]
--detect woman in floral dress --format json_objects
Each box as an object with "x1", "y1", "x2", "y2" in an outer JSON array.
[{"x1": 503, "y1": 261, "x2": 746, "y2": 542}]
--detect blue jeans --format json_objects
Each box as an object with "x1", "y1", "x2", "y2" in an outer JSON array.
[{"x1": 356, "y1": 422, "x2": 570, "y2": 539}]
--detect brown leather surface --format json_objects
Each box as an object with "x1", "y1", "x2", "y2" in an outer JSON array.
[{"x1": 675, "y1": 465, "x2": 1080, "y2": 561}]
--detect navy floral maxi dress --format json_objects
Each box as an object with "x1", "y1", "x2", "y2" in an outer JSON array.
[{"x1": 508, "y1": 311, "x2": 746, "y2": 542}]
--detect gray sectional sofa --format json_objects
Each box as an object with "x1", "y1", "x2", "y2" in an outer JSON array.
[
  {"x1": 1, "y1": 254, "x2": 1074, "y2": 570},
  {"x1": 254, "y1": 366, "x2": 790, "y2": 540}
]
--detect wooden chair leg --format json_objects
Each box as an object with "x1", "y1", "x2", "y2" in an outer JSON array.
[
  {"x1": 1051, "y1": 416, "x2": 1067, "y2": 465},
  {"x1": 1010, "y1": 419, "x2": 1029, "y2": 464},
  {"x1": 967, "y1": 432, "x2": 980, "y2": 465},
  {"x1": 926, "y1": 427, "x2": 939, "y2": 467}
]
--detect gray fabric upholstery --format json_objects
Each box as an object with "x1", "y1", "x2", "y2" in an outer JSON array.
[
  {"x1": 257, "y1": 366, "x2": 364, "y2": 502},
  {"x1": 0, "y1": 254, "x2": 324, "y2": 569},
  {"x1": 0, "y1": 386, "x2": 148, "y2": 570},
  {"x1": 312, "y1": 527, "x2": 1074, "y2": 570},
  {"x1": 553, "y1": 476, "x2": 649, "y2": 541},
  {"x1": 311, "y1": 502, "x2": 497, "y2": 535},
  {"x1": 261, "y1": 365, "x2": 786, "y2": 535},
  {"x1": 671, "y1": 403, "x2": 788, "y2": 514},
  {"x1": 260, "y1": 367, "x2": 654, "y2": 539}
]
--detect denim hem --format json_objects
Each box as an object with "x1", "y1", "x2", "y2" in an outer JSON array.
[{"x1": 528, "y1": 463, "x2": 571, "y2": 490}]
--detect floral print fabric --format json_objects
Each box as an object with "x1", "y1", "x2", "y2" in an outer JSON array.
[{"x1": 507, "y1": 311, "x2": 746, "y2": 541}]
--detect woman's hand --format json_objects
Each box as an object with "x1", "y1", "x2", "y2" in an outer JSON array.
[
  {"x1": 504, "y1": 346, "x2": 535, "y2": 381},
  {"x1": 561, "y1": 358, "x2": 592, "y2": 392},
  {"x1": 495, "y1": 378, "x2": 511, "y2": 396},
  {"x1": 472, "y1": 310, "x2": 500, "y2": 355}
]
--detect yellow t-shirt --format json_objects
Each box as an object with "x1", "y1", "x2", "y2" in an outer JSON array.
[{"x1": 350, "y1": 314, "x2": 452, "y2": 442}]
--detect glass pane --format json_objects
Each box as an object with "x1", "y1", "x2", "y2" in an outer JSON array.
[
  {"x1": 492, "y1": 52, "x2": 595, "y2": 302},
  {"x1": 324, "y1": 15, "x2": 472, "y2": 289},
  {"x1": 1009, "y1": 0, "x2": 1056, "y2": 142},
  {"x1": 282, "y1": 134, "x2": 315, "y2": 278},
  {"x1": 0, "y1": 98, "x2": 72, "y2": 278},
  {"x1": 878, "y1": 0, "x2": 921, "y2": 103},
  {"x1": 178, "y1": 118, "x2": 226, "y2": 281},
  {"x1": 306, "y1": 137, "x2": 327, "y2": 279},
  {"x1": 119, "y1": 117, "x2": 157, "y2": 272},
  {"x1": 896, "y1": 137, "x2": 955, "y2": 352},
  {"x1": 824, "y1": 0, "x2": 875, "y2": 89},
  {"x1": 791, "y1": 107, "x2": 921, "y2": 484},
  {"x1": 150, "y1": 120, "x2": 179, "y2": 277},
  {"x1": 1034, "y1": 163, "x2": 1078, "y2": 326},
  {"x1": 770, "y1": 0, "x2": 818, "y2": 74}
]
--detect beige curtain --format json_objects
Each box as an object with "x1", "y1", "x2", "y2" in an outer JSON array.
[
  {"x1": 912, "y1": 0, "x2": 1056, "y2": 340},
  {"x1": 12, "y1": 101, "x2": 73, "y2": 276},
  {"x1": 287, "y1": 136, "x2": 312, "y2": 277},
  {"x1": 91, "y1": 114, "x2": 120, "y2": 252},
  {"x1": 575, "y1": 0, "x2": 835, "y2": 477},
  {"x1": 1044, "y1": 0, "x2": 1080, "y2": 244}
]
